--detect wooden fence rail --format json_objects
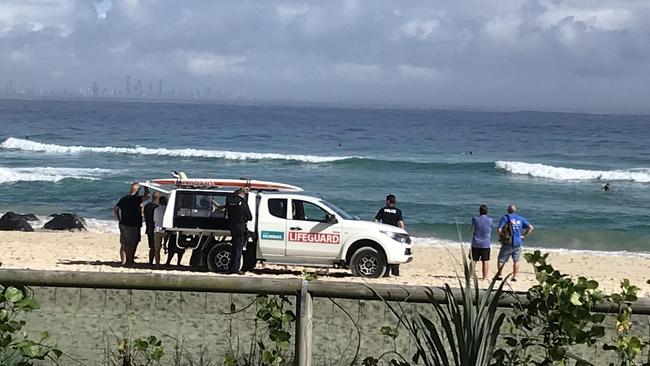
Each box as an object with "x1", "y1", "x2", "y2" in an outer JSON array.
[{"x1": 1, "y1": 269, "x2": 649, "y2": 366}]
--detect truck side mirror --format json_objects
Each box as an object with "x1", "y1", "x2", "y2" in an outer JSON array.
[{"x1": 325, "y1": 214, "x2": 337, "y2": 224}]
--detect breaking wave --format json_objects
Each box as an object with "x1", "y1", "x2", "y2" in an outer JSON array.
[
  {"x1": 0, "y1": 166, "x2": 116, "y2": 184},
  {"x1": 495, "y1": 161, "x2": 650, "y2": 183},
  {"x1": 0, "y1": 137, "x2": 353, "y2": 164}
]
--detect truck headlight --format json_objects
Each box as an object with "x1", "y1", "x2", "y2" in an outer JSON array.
[{"x1": 380, "y1": 230, "x2": 411, "y2": 244}]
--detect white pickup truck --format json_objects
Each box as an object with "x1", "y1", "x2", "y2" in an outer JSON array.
[{"x1": 152, "y1": 185, "x2": 413, "y2": 278}]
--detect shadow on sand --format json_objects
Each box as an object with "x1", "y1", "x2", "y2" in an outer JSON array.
[
  {"x1": 56, "y1": 260, "x2": 355, "y2": 278},
  {"x1": 57, "y1": 260, "x2": 198, "y2": 272}
]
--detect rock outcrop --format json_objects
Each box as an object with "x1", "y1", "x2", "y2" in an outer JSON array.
[
  {"x1": 44, "y1": 213, "x2": 86, "y2": 231},
  {"x1": 0, "y1": 212, "x2": 35, "y2": 231}
]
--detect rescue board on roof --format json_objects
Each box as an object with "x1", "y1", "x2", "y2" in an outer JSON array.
[{"x1": 149, "y1": 178, "x2": 303, "y2": 192}]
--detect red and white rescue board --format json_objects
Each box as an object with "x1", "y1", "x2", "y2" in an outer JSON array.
[{"x1": 148, "y1": 178, "x2": 303, "y2": 192}]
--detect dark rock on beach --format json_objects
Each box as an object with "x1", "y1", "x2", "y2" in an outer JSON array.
[
  {"x1": 0, "y1": 212, "x2": 35, "y2": 232},
  {"x1": 44, "y1": 213, "x2": 86, "y2": 231}
]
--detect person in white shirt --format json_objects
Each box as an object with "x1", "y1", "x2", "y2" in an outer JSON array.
[{"x1": 152, "y1": 196, "x2": 167, "y2": 266}]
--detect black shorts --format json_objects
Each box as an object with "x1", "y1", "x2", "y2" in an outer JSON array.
[
  {"x1": 119, "y1": 224, "x2": 141, "y2": 247},
  {"x1": 471, "y1": 247, "x2": 490, "y2": 261}
]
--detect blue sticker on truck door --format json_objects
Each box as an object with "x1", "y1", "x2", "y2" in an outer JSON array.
[{"x1": 261, "y1": 231, "x2": 285, "y2": 240}]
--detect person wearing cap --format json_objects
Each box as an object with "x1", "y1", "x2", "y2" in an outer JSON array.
[
  {"x1": 374, "y1": 194, "x2": 405, "y2": 276},
  {"x1": 226, "y1": 187, "x2": 253, "y2": 274}
]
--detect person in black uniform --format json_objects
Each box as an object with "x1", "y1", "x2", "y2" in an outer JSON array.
[
  {"x1": 143, "y1": 192, "x2": 160, "y2": 265},
  {"x1": 374, "y1": 194, "x2": 405, "y2": 229},
  {"x1": 374, "y1": 194, "x2": 405, "y2": 276},
  {"x1": 226, "y1": 187, "x2": 253, "y2": 274}
]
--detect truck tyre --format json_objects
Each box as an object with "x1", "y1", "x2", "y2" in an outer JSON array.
[
  {"x1": 350, "y1": 247, "x2": 387, "y2": 278},
  {"x1": 207, "y1": 243, "x2": 232, "y2": 273}
]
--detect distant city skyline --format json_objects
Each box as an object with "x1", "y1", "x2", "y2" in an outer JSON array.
[
  {"x1": 1, "y1": 1, "x2": 650, "y2": 113},
  {"x1": 0, "y1": 76, "x2": 244, "y2": 102}
]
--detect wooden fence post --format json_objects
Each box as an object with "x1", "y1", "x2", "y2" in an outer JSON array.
[{"x1": 294, "y1": 280, "x2": 313, "y2": 366}]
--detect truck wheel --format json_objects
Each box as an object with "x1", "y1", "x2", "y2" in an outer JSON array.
[
  {"x1": 350, "y1": 247, "x2": 387, "y2": 278},
  {"x1": 207, "y1": 243, "x2": 232, "y2": 273}
]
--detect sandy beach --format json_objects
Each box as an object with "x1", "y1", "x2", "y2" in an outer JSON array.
[{"x1": 1, "y1": 231, "x2": 648, "y2": 296}]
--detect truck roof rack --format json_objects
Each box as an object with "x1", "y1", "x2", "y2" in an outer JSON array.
[{"x1": 145, "y1": 173, "x2": 303, "y2": 192}]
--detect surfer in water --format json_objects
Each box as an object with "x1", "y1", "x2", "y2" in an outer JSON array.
[{"x1": 601, "y1": 182, "x2": 611, "y2": 192}]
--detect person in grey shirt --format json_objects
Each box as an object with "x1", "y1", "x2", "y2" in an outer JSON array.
[{"x1": 471, "y1": 204, "x2": 493, "y2": 280}]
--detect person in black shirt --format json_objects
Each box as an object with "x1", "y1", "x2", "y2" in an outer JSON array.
[
  {"x1": 374, "y1": 194, "x2": 405, "y2": 276},
  {"x1": 374, "y1": 194, "x2": 405, "y2": 229},
  {"x1": 226, "y1": 187, "x2": 253, "y2": 274},
  {"x1": 143, "y1": 192, "x2": 160, "y2": 265},
  {"x1": 113, "y1": 183, "x2": 149, "y2": 265}
]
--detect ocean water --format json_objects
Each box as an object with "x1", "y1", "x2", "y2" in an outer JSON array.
[{"x1": 0, "y1": 99, "x2": 649, "y2": 254}]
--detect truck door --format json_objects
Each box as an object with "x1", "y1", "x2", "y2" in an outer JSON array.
[
  {"x1": 256, "y1": 197, "x2": 288, "y2": 257},
  {"x1": 285, "y1": 199, "x2": 342, "y2": 258}
]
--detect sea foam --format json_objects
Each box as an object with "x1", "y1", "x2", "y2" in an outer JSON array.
[
  {"x1": 0, "y1": 137, "x2": 353, "y2": 164},
  {"x1": 495, "y1": 161, "x2": 650, "y2": 183},
  {"x1": 0, "y1": 166, "x2": 115, "y2": 184},
  {"x1": 410, "y1": 236, "x2": 650, "y2": 259}
]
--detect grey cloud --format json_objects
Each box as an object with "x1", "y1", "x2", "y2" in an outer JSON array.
[{"x1": 0, "y1": 0, "x2": 649, "y2": 112}]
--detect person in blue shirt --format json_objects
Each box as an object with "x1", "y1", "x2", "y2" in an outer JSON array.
[
  {"x1": 471, "y1": 204, "x2": 493, "y2": 280},
  {"x1": 495, "y1": 204, "x2": 534, "y2": 281}
]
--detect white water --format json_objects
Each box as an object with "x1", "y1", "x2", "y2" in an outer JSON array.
[
  {"x1": 83, "y1": 218, "x2": 120, "y2": 234},
  {"x1": 495, "y1": 161, "x2": 650, "y2": 183},
  {"x1": 410, "y1": 236, "x2": 650, "y2": 259},
  {"x1": 0, "y1": 137, "x2": 353, "y2": 164},
  {"x1": 0, "y1": 166, "x2": 115, "y2": 184}
]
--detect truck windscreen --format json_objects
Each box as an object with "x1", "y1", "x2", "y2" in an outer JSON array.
[{"x1": 320, "y1": 200, "x2": 353, "y2": 220}]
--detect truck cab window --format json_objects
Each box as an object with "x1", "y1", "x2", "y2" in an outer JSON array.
[
  {"x1": 268, "y1": 199, "x2": 287, "y2": 219},
  {"x1": 292, "y1": 200, "x2": 329, "y2": 222},
  {"x1": 175, "y1": 192, "x2": 226, "y2": 218},
  {"x1": 173, "y1": 191, "x2": 230, "y2": 230}
]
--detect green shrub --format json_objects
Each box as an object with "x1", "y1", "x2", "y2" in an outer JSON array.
[
  {"x1": 493, "y1": 250, "x2": 607, "y2": 365},
  {"x1": 603, "y1": 279, "x2": 649, "y2": 366},
  {"x1": 116, "y1": 335, "x2": 165, "y2": 366},
  {"x1": 223, "y1": 295, "x2": 296, "y2": 366},
  {"x1": 0, "y1": 285, "x2": 62, "y2": 365},
  {"x1": 369, "y1": 251, "x2": 508, "y2": 366}
]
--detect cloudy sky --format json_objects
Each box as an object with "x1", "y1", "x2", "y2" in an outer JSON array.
[{"x1": 1, "y1": 0, "x2": 649, "y2": 112}]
